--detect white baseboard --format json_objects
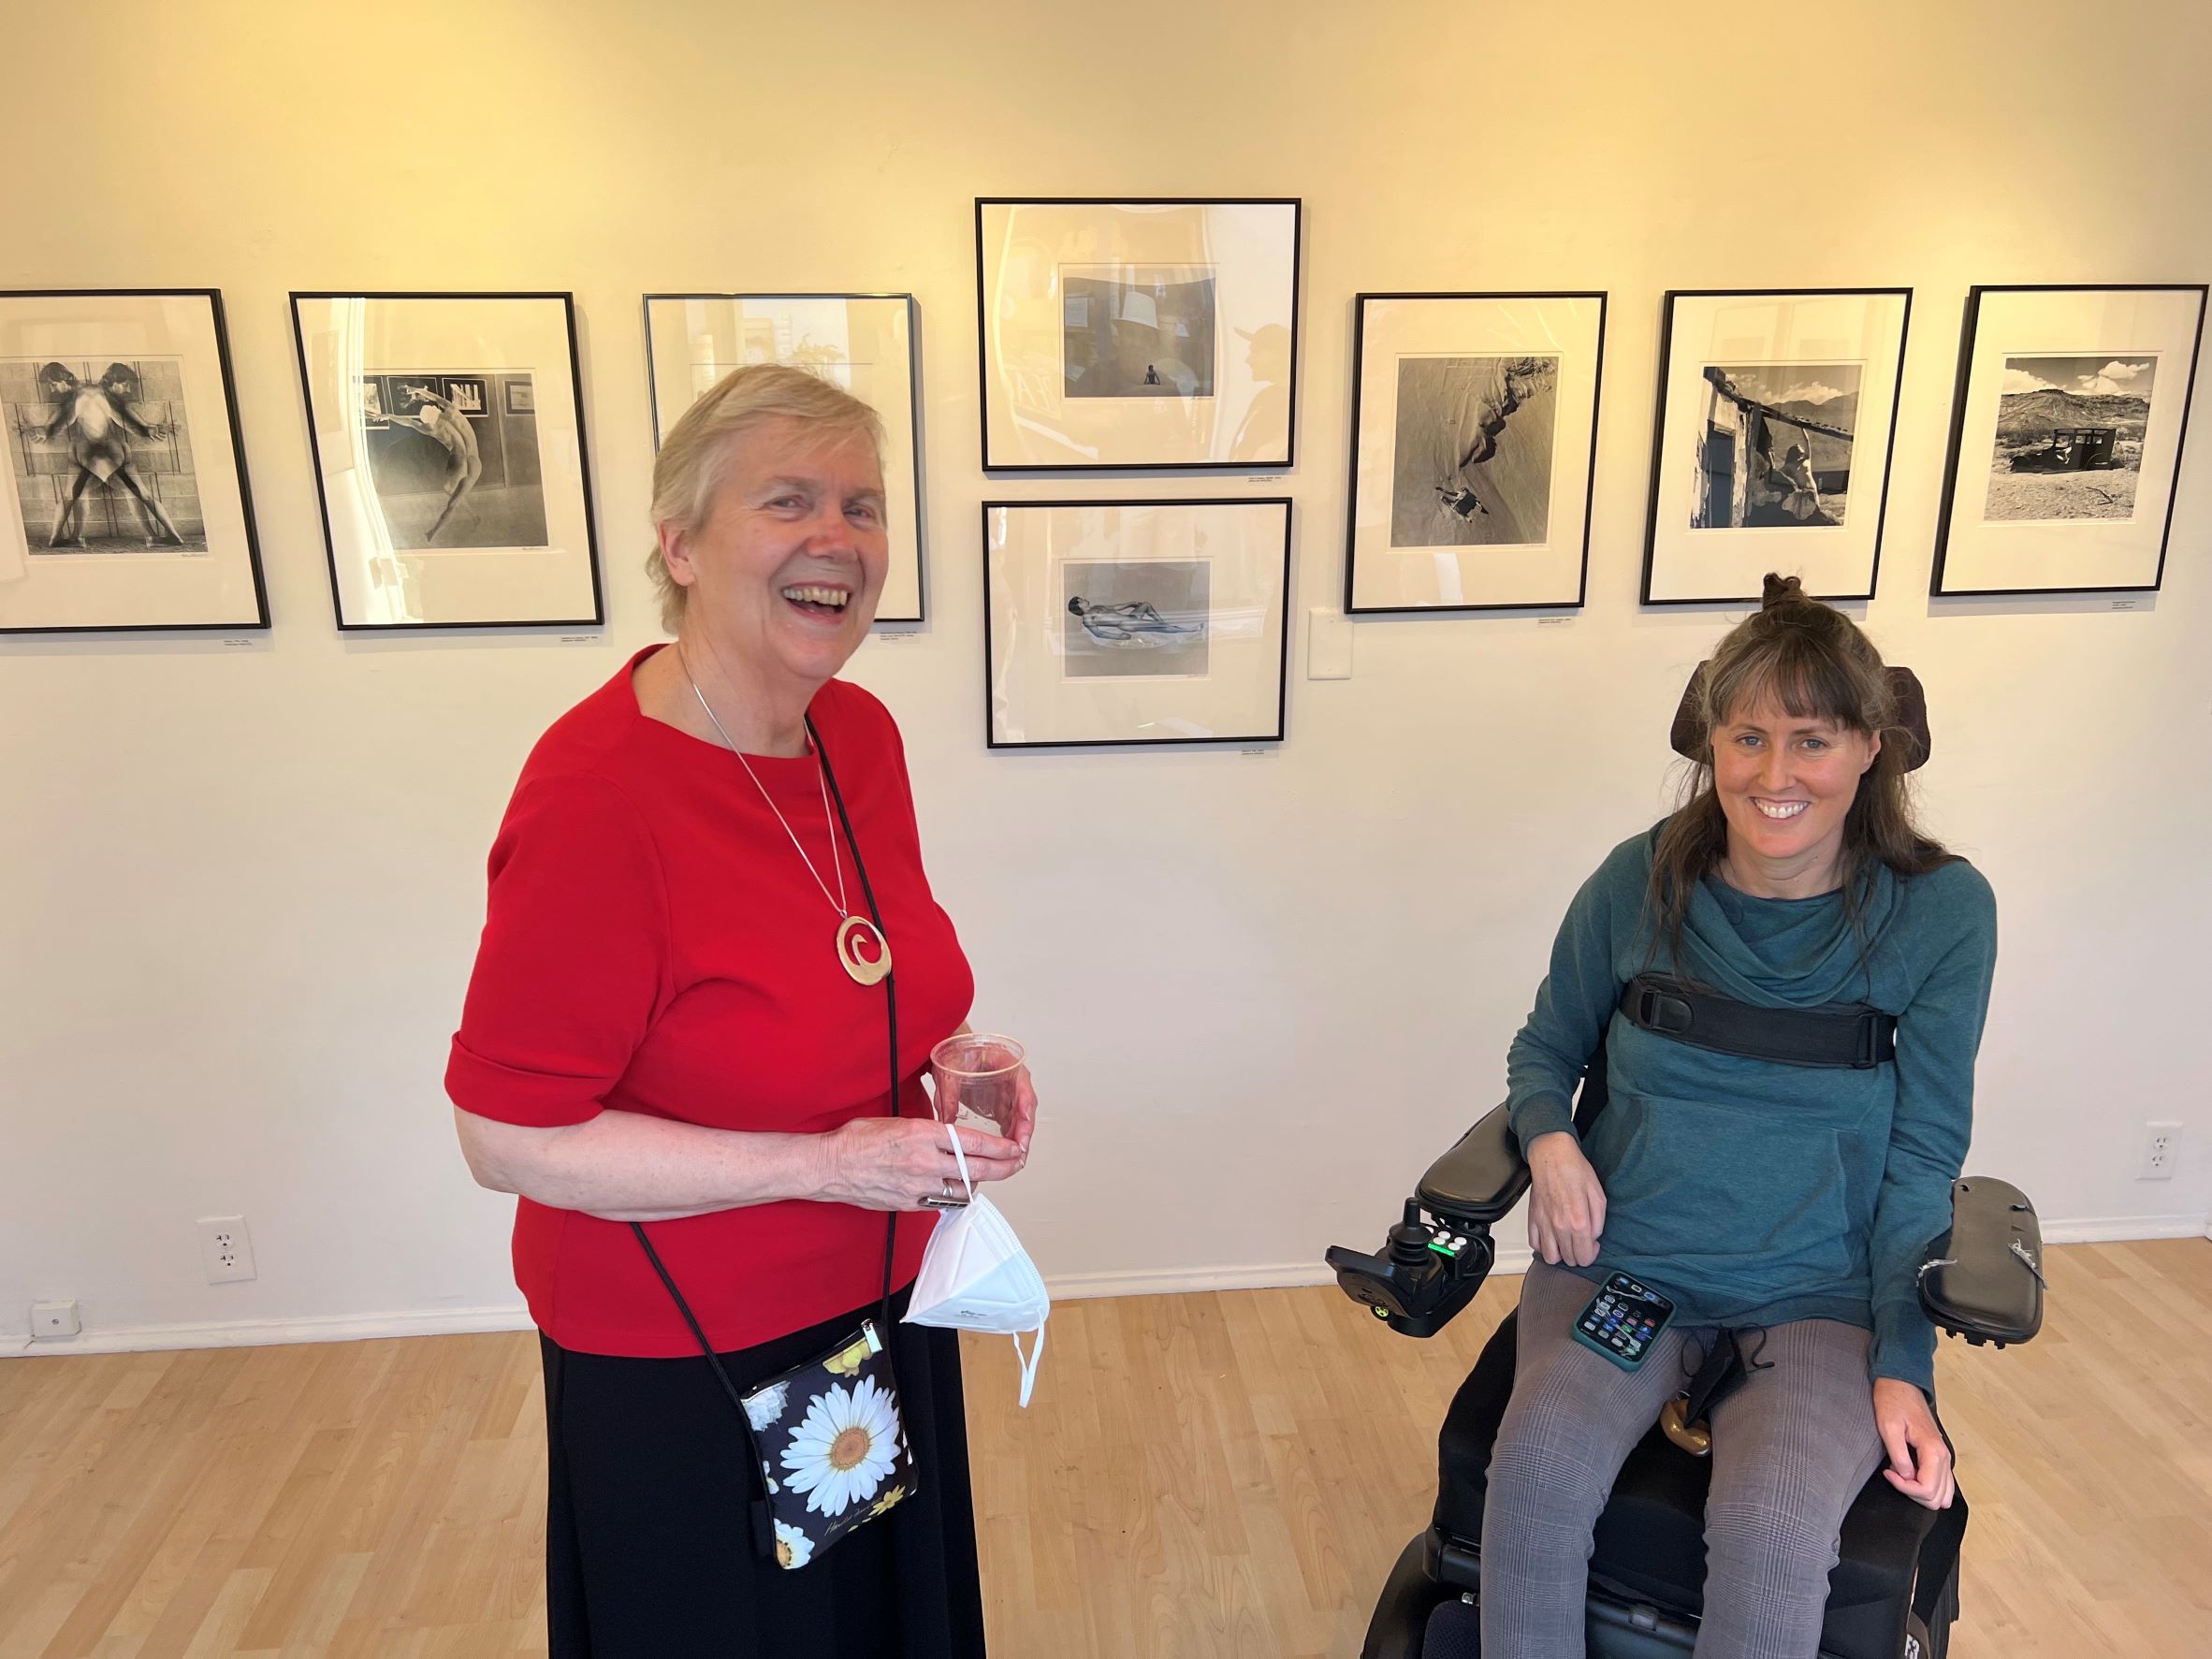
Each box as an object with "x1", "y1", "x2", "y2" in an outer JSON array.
[
  {"x1": 2036, "y1": 1213, "x2": 2209, "y2": 1245},
  {"x1": 1045, "y1": 1261, "x2": 1337, "y2": 1300},
  {"x1": 11, "y1": 1304, "x2": 532, "y2": 1360},
  {"x1": 17, "y1": 1218, "x2": 2204, "y2": 1357},
  {"x1": 1044, "y1": 1244, "x2": 1537, "y2": 1302}
]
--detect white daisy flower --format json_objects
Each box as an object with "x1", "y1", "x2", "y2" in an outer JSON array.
[
  {"x1": 779, "y1": 1377, "x2": 900, "y2": 1517},
  {"x1": 745, "y1": 1380, "x2": 790, "y2": 1432},
  {"x1": 774, "y1": 1519, "x2": 813, "y2": 1571}
]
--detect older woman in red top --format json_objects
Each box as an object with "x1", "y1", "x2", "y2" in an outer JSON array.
[{"x1": 449, "y1": 364, "x2": 1032, "y2": 1657}]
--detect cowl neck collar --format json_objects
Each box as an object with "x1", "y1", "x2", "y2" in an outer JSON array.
[{"x1": 1672, "y1": 858, "x2": 1899, "y2": 1007}]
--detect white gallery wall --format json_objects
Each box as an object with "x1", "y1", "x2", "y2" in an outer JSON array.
[{"x1": 3, "y1": 0, "x2": 2207, "y2": 1351}]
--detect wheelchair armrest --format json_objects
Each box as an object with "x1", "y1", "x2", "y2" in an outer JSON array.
[
  {"x1": 1918, "y1": 1176, "x2": 2044, "y2": 1347},
  {"x1": 1415, "y1": 1101, "x2": 1533, "y2": 1228}
]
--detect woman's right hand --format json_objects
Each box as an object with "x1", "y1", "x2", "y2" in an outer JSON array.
[
  {"x1": 1526, "y1": 1130, "x2": 1607, "y2": 1267},
  {"x1": 818, "y1": 1117, "x2": 1027, "y2": 1212}
]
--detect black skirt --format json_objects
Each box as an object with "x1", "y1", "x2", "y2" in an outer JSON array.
[{"x1": 540, "y1": 1287, "x2": 988, "y2": 1657}]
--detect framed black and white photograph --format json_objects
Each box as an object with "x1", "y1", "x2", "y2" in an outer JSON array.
[
  {"x1": 1345, "y1": 292, "x2": 1606, "y2": 612},
  {"x1": 982, "y1": 498, "x2": 1290, "y2": 748},
  {"x1": 1931, "y1": 284, "x2": 2205, "y2": 596},
  {"x1": 0, "y1": 289, "x2": 267, "y2": 633},
  {"x1": 976, "y1": 198, "x2": 1301, "y2": 471},
  {"x1": 645, "y1": 293, "x2": 924, "y2": 622},
  {"x1": 291, "y1": 291, "x2": 602, "y2": 630},
  {"x1": 1642, "y1": 288, "x2": 1912, "y2": 604}
]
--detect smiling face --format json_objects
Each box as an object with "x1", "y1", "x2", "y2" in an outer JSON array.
[
  {"x1": 1710, "y1": 691, "x2": 1882, "y2": 890},
  {"x1": 662, "y1": 416, "x2": 888, "y2": 692}
]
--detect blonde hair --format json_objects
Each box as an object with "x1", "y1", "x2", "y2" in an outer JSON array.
[{"x1": 645, "y1": 364, "x2": 886, "y2": 633}]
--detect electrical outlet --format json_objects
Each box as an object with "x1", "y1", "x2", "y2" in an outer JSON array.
[
  {"x1": 31, "y1": 1301, "x2": 80, "y2": 1338},
  {"x1": 2139, "y1": 1121, "x2": 2182, "y2": 1181},
  {"x1": 197, "y1": 1215, "x2": 257, "y2": 1283}
]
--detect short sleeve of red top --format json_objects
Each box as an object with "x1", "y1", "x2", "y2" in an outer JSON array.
[{"x1": 446, "y1": 647, "x2": 975, "y2": 1357}]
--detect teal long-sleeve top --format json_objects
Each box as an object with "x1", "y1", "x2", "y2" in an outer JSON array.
[{"x1": 1506, "y1": 826, "x2": 1998, "y2": 1395}]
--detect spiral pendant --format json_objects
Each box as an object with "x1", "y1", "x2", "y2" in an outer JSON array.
[{"x1": 837, "y1": 915, "x2": 893, "y2": 986}]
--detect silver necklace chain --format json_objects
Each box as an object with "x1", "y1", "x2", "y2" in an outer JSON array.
[{"x1": 682, "y1": 657, "x2": 849, "y2": 921}]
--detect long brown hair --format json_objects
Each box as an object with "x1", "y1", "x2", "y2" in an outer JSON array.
[{"x1": 1648, "y1": 574, "x2": 1955, "y2": 978}]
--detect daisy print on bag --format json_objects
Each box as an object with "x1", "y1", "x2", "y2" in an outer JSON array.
[
  {"x1": 868, "y1": 1483, "x2": 910, "y2": 1521},
  {"x1": 822, "y1": 1336, "x2": 874, "y2": 1378},
  {"x1": 781, "y1": 1376, "x2": 901, "y2": 1516},
  {"x1": 745, "y1": 1379, "x2": 790, "y2": 1432},
  {"x1": 774, "y1": 1520, "x2": 813, "y2": 1571}
]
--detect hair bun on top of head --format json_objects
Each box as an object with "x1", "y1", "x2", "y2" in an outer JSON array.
[
  {"x1": 1761, "y1": 571, "x2": 1807, "y2": 608},
  {"x1": 1669, "y1": 575, "x2": 1932, "y2": 769}
]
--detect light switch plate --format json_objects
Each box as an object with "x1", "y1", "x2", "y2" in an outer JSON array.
[{"x1": 1307, "y1": 606, "x2": 1353, "y2": 679}]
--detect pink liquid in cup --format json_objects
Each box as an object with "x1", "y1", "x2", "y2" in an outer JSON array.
[{"x1": 929, "y1": 1033, "x2": 1026, "y2": 1139}]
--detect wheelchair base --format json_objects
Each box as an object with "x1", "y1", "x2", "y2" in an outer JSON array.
[{"x1": 1363, "y1": 1526, "x2": 1956, "y2": 1659}]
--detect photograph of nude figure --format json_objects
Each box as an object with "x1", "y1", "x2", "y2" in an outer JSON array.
[
  {"x1": 1060, "y1": 558, "x2": 1211, "y2": 679},
  {"x1": 358, "y1": 370, "x2": 547, "y2": 549},
  {"x1": 3, "y1": 356, "x2": 206, "y2": 555}
]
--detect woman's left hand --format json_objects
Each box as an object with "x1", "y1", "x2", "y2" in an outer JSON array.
[{"x1": 1872, "y1": 1377, "x2": 1954, "y2": 1509}]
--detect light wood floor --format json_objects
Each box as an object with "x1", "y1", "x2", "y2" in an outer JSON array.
[{"x1": 3, "y1": 1239, "x2": 2207, "y2": 1657}]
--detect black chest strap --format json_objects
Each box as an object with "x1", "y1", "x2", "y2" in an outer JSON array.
[{"x1": 1621, "y1": 973, "x2": 1897, "y2": 1070}]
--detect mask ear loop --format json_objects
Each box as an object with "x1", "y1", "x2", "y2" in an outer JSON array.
[
  {"x1": 1012, "y1": 1323, "x2": 1045, "y2": 1408},
  {"x1": 943, "y1": 1121, "x2": 978, "y2": 1203}
]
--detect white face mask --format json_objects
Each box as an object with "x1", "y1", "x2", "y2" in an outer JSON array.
[{"x1": 903, "y1": 1126, "x2": 1050, "y2": 1406}]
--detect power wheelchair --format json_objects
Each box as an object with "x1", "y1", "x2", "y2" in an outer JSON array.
[{"x1": 1326, "y1": 667, "x2": 2045, "y2": 1659}]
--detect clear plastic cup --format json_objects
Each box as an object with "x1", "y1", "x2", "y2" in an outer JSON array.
[{"x1": 928, "y1": 1033, "x2": 1026, "y2": 1140}]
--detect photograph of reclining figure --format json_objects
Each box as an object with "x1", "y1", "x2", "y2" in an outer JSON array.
[{"x1": 1060, "y1": 557, "x2": 1210, "y2": 679}]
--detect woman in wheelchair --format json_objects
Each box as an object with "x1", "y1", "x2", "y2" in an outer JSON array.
[{"x1": 1482, "y1": 575, "x2": 1996, "y2": 1658}]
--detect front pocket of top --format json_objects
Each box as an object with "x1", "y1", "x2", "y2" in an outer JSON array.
[{"x1": 1595, "y1": 1092, "x2": 1855, "y2": 1300}]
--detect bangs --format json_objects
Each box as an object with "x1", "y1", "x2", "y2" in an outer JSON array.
[{"x1": 1708, "y1": 633, "x2": 1870, "y2": 735}]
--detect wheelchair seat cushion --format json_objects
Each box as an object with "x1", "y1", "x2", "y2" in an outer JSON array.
[{"x1": 1434, "y1": 1310, "x2": 1953, "y2": 1659}]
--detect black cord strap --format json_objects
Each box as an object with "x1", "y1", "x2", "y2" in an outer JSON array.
[
  {"x1": 808, "y1": 712, "x2": 902, "y2": 1349},
  {"x1": 631, "y1": 1221, "x2": 751, "y2": 1416},
  {"x1": 631, "y1": 709, "x2": 904, "y2": 1506}
]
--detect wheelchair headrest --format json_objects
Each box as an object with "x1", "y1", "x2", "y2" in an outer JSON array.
[{"x1": 1669, "y1": 662, "x2": 1931, "y2": 771}]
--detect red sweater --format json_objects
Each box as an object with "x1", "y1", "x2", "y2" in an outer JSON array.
[{"x1": 446, "y1": 647, "x2": 974, "y2": 1356}]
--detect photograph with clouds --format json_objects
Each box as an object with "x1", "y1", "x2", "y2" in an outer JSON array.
[
  {"x1": 1692, "y1": 362, "x2": 1860, "y2": 528},
  {"x1": 1984, "y1": 353, "x2": 2157, "y2": 522}
]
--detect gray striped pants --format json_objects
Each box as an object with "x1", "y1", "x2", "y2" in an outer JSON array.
[{"x1": 1478, "y1": 1260, "x2": 1887, "y2": 1658}]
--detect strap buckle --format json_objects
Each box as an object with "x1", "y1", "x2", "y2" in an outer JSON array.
[
  {"x1": 1631, "y1": 982, "x2": 1695, "y2": 1037},
  {"x1": 1855, "y1": 1011, "x2": 1899, "y2": 1070}
]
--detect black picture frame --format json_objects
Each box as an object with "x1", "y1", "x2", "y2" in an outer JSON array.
[
  {"x1": 0, "y1": 287, "x2": 269, "y2": 635},
  {"x1": 981, "y1": 496, "x2": 1293, "y2": 749},
  {"x1": 1343, "y1": 290, "x2": 1608, "y2": 615},
  {"x1": 975, "y1": 197, "x2": 1302, "y2": 473},
  {"x1": 642, "y1": 292, "x2": 927, "y2": 623},
  {"x1": 1930, "y1": 283, "x2": 2206, "y2": 598},
  {"x1": 290, "y1": 289, "x2": 604, "y2": 631},
  {"x1": 1640, "y1": 287, "x2": 1913, "y2": 606}
]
